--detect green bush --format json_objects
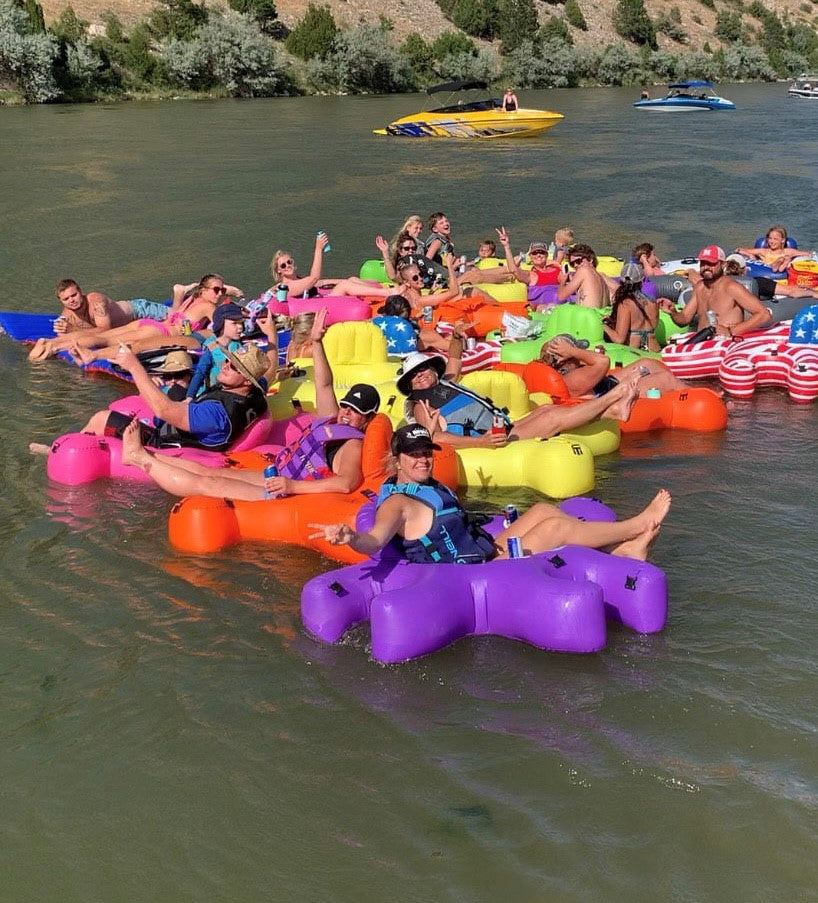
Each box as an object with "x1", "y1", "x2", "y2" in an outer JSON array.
[
  {"x1": 50, "y1": 5, "x2": 87, "y2": 42},
  {"x1": 452, "y1": 0, "x2": 499, "y2": 40},
  {"x1": 496, "y1": 0, "x2": 539, "y2": 52},
  {"x1": 149, "y1": 0, "x2": 208, "y2": 41},
  {"x1": 228, "y1": 0, "x2": 279, "y2": 35},
  {"x1": 0, "y1": 0, "x2": 58, "y2": 100},
  {"x1": 565, "y1": 0, "x2": 587, "y2": 31},
  {"x1": 613, "y1": 0, "x2": 656, "y2": 48},
  {"x1": 285, "y1": 3, "x2": 336, "y2": 60},
  {"x1": 596, "y1": 41, "x2": 641, "y2": 83},
  {"x1": 715, "y1": 10, "x2": 742, "y2": 42},
  {"x1": 124, "y1": 23, "x2": 160, "y2": 85},
  {"x1": 399, "y1": 33, "x2": 435, "y2": 84},
  {"x1": 655, "y1": 10, "x2": 686, "y2": 43},
  {"x1": 540, "y1": 16, "x2": 573, "y2": 46},
  {"x1": 307, "y1": 23, "x2": 414, "y2": 93},
  {"x1": 431, "y1": 30, "x2": 478, "y2": 58}
]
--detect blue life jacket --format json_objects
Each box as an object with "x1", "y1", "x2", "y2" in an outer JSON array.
[
  {"x1": 377, "y1": 478, "x2": 496, "y2": 564},
  {"x1": 274, "y1": 416, "x2": 364, "y2": 480},
  {"x1": 407, "y1": 379, "x2": 511, "y2": 436}
]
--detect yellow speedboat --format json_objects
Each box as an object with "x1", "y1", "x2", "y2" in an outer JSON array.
[{"x1": 375, "y1": 80, "x2": 564, "y2": 139}]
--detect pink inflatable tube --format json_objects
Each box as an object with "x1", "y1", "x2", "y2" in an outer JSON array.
[
  {"x1": 302, "y1": 497, "x2": 668, "y2": 663},
  {"x1": 44, "y1": 395, "x2": 300, "y2": 486},
  {"x1": 263, "y1": 294, "x2": 373, "y2": 325}
]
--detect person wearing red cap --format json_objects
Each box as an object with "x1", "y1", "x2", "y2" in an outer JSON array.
[{"x1": 660, "y1": 245, "x2": 771, "y2": 339}]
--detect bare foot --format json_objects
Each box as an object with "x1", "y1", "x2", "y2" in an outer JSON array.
[
  {"x1": 71, "y1": 344, "x2": 96, "y2": 366},
  {"x1": 632, "y1": 488, "x2": 672, "y2": 533},
  {"x1": 605, "y1": 375, "x2": 641, "y2": 421},
  {"x1": 611, "y1": 520, "x2": 661, "y2": 561},
  {"x1": 120, "y1": 419, "x2": 151, "y2": 469},
  {"x1": 29, "y1": 442, "x2": 51, "y2": 455},
  {"x1": 28, "y1": 339, "x2": 52, "y2": 362}
]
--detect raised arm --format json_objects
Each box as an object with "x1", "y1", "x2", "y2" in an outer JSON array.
[
  {"x1": 376, "y1": 234, "x2": 398, "y2": 281},
  {"x1": 309, "y1": 308, "x2": 338, "y2": 417},
  {"x1": 496, "y1": 227, "x2": 530, "y2": 284}
]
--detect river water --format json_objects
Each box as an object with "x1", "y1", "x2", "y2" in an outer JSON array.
[{"x1": 1, "y1": 83, "x2": 816, "y2": 901}]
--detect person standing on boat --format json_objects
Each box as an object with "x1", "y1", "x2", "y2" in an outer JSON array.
[
  {"x1": 502, "y1": 87, "x2": 519, "y2": 112},
  {"x1": 660, "y1": 245, "x2": 771, "y2": 338}
]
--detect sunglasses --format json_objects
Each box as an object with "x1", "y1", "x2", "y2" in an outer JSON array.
[
  {"x1": 529, "y1": 250, "x2": 547, "y2": 256},
  {"x1": 569, "y1": 258, "x2": 584, "y2": 266},
  {"x1": 406, "y1": 274, "x2": 423, "y2": 283},
  {"x1": 278, "y1": 259, "x2": 294, "y2": 269},
  {"x1": 399, "y1": 243, "x2": 415, "y2": 250},
  {"x1": 209, "y1": 285, "x2": 225, "y2": 293}
]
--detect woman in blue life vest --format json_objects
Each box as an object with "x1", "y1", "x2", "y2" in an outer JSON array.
[{"x1": 309, "y1": 424, "x2": 672, "y2": 562}]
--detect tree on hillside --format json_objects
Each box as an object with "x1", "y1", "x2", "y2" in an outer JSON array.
[
  {"x1": 17, "y1": 0, "x2": 44, "y2": 32},
  {"x1": 431, "y1": 30, "x2": 477, "y2": 59},
  {"x1": 149, "y1": 0, "x2": 208, "y2": 41},
  {"x1": 564, "y1": 0, "x2": 587, "y2": 31},
  {"x1": 50, "y1": 5, "x2": 87, "y2": 42},
  {"x1": 715, "y1": 10, "x2": 742, "y2": 43},
  {"x1": 399, "y1": 33, "x2": 436, "y2": 84},
  {"x1": 496, "y1": 0, "x2": 539, "y2": 54},
  {"x1": 0, "y1": 0, "x2": 58, "y2": 100},
  {"x1": 228, "y1": 0, "x2": 281, "y2": 36},
  {"x1": 612, "y1": 0, "x2": 656, "y2": 49},
  {"x1": 285, "y1": 3, "x2": 336, "y2": 60},
  {"x1": 452, "y1": 0, "x2": 499, "y2": 41}
]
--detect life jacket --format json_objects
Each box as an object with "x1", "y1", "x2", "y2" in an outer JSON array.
[
  {"x1": 377, "y1": 478, "x2": 496, "y2": 564},
  {"x1": 157, "y1": 386, "x2": 267, "y2": 451},
  {"x1": 407, "y1": 378, "x2": 511, "y2": 436},
  {"x1": 372, "y1": 315, "x2": 418, "y2": 355},
  {"x1": 274, "y1": 416, "x2": 364, "y2": 480},
  {"x1": 424, "y1": 231, "x2": 454, "y2": 266}
]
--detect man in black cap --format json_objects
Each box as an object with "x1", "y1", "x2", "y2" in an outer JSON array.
[{"x1": 102, "y1": 308, "x2": 383, "y2": 500}]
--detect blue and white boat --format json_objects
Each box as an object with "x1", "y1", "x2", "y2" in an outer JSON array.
[{"x1": 633, "y1": 81, "x2": 736, "y2": 112}]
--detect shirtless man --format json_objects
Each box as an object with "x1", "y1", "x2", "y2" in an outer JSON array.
[
  {"x1": 28, "y1": 278, "x2": 170, "y2": 361},
  {"x1": 557, "y1": 244, "x2": 611, "y2": 308},
  {"x1": 660, "y1": 245, "x2": 771, "y2": 338}
]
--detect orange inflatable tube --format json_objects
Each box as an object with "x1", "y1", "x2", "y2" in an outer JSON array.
[
  {"x1": 167, "y1": 414, "x2": 460, "y2": 560},
  {"x1": 495, "y1": 361, "x2": 727, "y2": 432}
]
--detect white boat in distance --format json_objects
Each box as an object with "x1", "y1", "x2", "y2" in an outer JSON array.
[{"x1": 788, "y1": 74, "x2": 818, "y2": 98}]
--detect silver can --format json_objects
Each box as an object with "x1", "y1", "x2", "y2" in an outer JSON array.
[{"x1": 465, "y1": 337, "x2": 477, "y2": 351}]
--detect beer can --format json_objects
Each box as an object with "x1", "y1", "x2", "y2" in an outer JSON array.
[
  {"x1": 181, "y1": 319, "x2": 192, "y2": 336},
  {"x1": 276, "y1": 283, "x2": 288, "y2": 302},
  {"x1": 507, "y1": 536, "x2": 524, "y2": 559},
  {"x1": 503, "y1": 505, "x2": 518, "y2": 527},
  {"x1": 422, "y1": 305, "x2": 433, "y2": 323},
  {"x1": 491, "y1": 413, "x2": 506, "y2": 435},
  {"x1": 465, "y1": 337, "x2": 477, "y2": 351},
  {"x1": 263, "y1": 464, "x2": 279, "y2": 499},
  {"x1": 706, "y1": 310, "x2": 718, "y2": 327}
]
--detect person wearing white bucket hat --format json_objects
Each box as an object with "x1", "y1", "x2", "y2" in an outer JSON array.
[{"x1": 395, "y1": 349, "x2": 642, "y2": 449}]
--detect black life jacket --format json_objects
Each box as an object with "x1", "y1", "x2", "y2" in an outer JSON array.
[{"x1": 157, "y1": 386, "x2": 267, "y2": 451}]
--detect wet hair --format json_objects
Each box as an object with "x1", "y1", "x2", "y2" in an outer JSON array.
[
  {"x1": 568, "y1": 243, "x2": 597, "y2": 267},
  {"x1": 766, "y1": 225, "x2": 788, "y2": 245},
  {"x1": 606, "y1": 279, "x2": 648, "y2": 329},
  {"x1": 378, "y1": 295, "x2": 412, "y2": 319},
  {"x1": 633, "y1": 242, "x2": 654, "y2": 261},
  {"x1": 55, "y1": 278, "x2": 80, "y2": 297},
  {"x1": 428, "y1": 211, "x2": 448, "y2": 232}
]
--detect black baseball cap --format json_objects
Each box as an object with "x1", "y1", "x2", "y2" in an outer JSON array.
[
  {"x1": 338, "y1": 383, "x2": 380, "y2": 415},
  {"x1": 390, "y1": 424, "x2": 440, "y2": 455}
]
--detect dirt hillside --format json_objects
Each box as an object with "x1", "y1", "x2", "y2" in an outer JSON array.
[{"x1": 37, "y1": 0, "x2": 818, "y2": 55}]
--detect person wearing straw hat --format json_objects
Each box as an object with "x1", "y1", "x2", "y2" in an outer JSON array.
[
  {"x1": 148, "y1": 349, "x2": 195, "y2": 400},
  {"x1": 97, "y1": 308, "x2": 383, "y2": 501},
  {"x1": 65, "y1": 342, "x2": 269, "y2": 453}
]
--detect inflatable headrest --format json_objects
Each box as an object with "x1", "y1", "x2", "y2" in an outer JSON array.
[
  {"x1": 542, "y1": 303, "x2": 605, "y2": 344},
  {"x1": 649, "y1": 274, "x2": 691, "y2": 302},
  {"x1": 360, "y1": 413, "x2": 393, "y2": 488},
  {"x1": 754, "y1": 235, "x2": 798, "y2": 249},
  {"x1": 460, "y1": 370, "x2": 532, "y2": 419},
  {"x1": 228, "y1": 411, "x2": 272, "y2": 451},
  {"x1": 324, "y1": 320, "x2": 389, "y2": 366}
]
